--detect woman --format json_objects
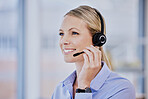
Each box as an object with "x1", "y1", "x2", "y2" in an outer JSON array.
[{"x1": 52, "y1": 5, "x2": 135, "y2": 99}]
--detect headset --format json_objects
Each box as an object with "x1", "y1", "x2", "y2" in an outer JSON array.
[
  {"x1": 92, "y1": 8, "x2": 106, "y2": 47},
  {"x1": 73, "y1": 8, "x2": 107, "y2": 57}
]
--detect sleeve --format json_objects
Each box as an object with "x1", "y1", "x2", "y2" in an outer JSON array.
[
  {"x1": 109, "y1": 87, "x2": 136, "y2": 99},
  {"x1": 75, "y1": 93, "x2": 92, "y2": 99}
]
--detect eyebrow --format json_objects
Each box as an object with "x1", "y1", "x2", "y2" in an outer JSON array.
[
  {"x1": 59, "y1": 28, "x2": 80, "y2": 32},
  {"x1": 59, "y1": 29, "x2": 63, "y2": 31}
]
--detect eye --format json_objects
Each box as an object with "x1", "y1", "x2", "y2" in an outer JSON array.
[
  {"x1": 59, "y1": 32, "x2": 64, "y2": 36},
  {"x1": 72, "y1": 32, "x2": 79, "y2": 35}
]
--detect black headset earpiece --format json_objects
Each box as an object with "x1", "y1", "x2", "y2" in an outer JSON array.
[
  {"x1": 93, "y1": 33, "x2": 106, "y2": 46},
  {"x1": 92, "y1": 8, "x2": 107, "y2": 47}
]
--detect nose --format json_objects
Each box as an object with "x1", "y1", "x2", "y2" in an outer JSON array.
[
  {"x1": 63, "y1": 41, "x2": 70, "y2": 45},
  {"x1": 60, "y1": 35, "x2": 70, "y2": 45}
]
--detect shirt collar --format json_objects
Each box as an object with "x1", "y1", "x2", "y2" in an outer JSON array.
[
  {"x1": 62, "y1": 70, "x2": 76, "y2": 87},
  {"x1": 62, "y1": 62, "x2": 111, "y2": 91},
  {"x1": 90, "y1": 62, "x2": 111, "y2": 91}
]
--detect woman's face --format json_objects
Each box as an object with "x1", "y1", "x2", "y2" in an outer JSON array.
[{"x1": 59, "y1": 15, "x2": 93, "y2": 63}]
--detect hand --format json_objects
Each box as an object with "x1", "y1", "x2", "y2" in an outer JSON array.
[{"x1": 78, "y1": 45, "x2": 102, "y2": 89}]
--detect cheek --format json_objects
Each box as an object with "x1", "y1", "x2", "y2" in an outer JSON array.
[{"x1": 75, "y1": 37, "x2": 93, "y2": 48}]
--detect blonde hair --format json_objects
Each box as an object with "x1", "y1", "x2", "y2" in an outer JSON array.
[{"x1": 65, "y1": 5, "x2": 111, "y2": 69}]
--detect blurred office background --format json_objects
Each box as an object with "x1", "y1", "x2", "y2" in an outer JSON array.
[{"x1": 0, "y1": 0, "x2": 148, "y2": 99}]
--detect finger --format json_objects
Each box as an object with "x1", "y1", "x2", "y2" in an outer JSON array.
[
  {"x1": 86, "y1": 45, "x2": 98, "y2": 55},
  {"x1": 93, "y1": 46, "x2": 102, "y2": 66},
  {"x1": 83, "y1": 53, "x2": 89, "y2": 66},
  {"x1": 86, "y1": 45, "x2": 99, "y2": 61},
  {"x1": 92, "y1": 45, "x2": 100, "y2": 51},
  {"x1": 95, "y1": 46, "x2": 102, "y2": 62},
  {"x1": 83, "y1": 49, "x2": 94, "y2": 66},
  {"x1": 86, "y1": 45, "x2": 101, "y2": 67},
  {"x1": 94, "y1": 46, "x2": 100, "y2": 50}
]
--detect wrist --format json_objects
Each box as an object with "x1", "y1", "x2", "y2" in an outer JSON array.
[
  {"x1": 78, "y1": 82, "x2": 90, "y2": 89},
  {"x1": 76, "y1": 87, "x2": 92, "y2": 93}
]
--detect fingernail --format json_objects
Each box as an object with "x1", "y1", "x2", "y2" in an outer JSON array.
[
  {"x1": 83, "y1": 49, "x2": 86, "y2": 51},
  {"x1": 95, "y1": 46, "x2": 99, "y2": 49},
  {"x1": 90, "y1": 45, "x2": 94, "y2": 47}
]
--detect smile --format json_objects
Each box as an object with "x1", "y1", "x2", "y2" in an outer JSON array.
[{"x1": 63, "y1": 49, "x2": 76, "y2": 55}]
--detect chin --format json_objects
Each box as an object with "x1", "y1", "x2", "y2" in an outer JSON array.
[
  {"x1": 64, "y1": 55, "x2": 84, "y2": 63},
  {"x1": 64, "y1": 58, "x2": 75, "y2": 63}
]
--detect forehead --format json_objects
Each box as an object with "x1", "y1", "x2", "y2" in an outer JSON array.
[{"x1": 60, "y1": 15, "x2": 88, "y2": 31}]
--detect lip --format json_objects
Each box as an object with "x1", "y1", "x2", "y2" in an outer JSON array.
[{"x1": 63, "y1": 48, "x2": 76, "y2": 55}]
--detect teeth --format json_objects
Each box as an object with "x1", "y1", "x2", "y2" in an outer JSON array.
[{"x1": 64, "y1": 50, "x2": 74, "y2": 53}]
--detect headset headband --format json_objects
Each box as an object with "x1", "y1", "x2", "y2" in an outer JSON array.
[{"x1": 93, "y1": 8, "x2": 104, "y2": 34}]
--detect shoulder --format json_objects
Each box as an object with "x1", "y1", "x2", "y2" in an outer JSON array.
[
  {"x1": 98, "y1": 62, "x2": 135, "y2": 91},
  {"x1": 107, "y1": 71, "x2": 134, "y2": 89},
  {"x1": 102, "y1": 71, "x2": 135, "y2": 98}
]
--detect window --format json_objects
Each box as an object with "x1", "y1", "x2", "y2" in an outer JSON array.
[{"x1": 0, "y1": 0, "x2": 19, "y2": 99}]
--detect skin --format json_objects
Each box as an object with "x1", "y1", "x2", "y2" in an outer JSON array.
[{"x1": 59, "y1": 15, "x2": 102, "y2": 97}]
